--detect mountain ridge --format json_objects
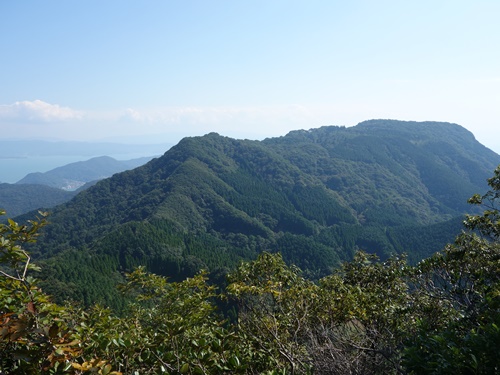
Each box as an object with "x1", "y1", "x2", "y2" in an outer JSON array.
[{"x1": 22, "y1": 119, "x2": 500, "y2": 307}]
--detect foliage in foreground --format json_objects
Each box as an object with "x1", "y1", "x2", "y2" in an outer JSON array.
[{"x1": 1, "y1": 166, "x2": 500, "y2": 374}]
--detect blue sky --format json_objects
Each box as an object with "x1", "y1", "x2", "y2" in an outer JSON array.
[{"x1": 1, "y1": 0, "x2": 499, "y2": 152}]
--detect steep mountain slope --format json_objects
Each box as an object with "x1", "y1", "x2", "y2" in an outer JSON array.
[
  {"x1": 29, "y1": 120, "x2": 500, "y2": 307},
  {"x1": 16, "y1": 156, "x2": 155, "y2": 190}
]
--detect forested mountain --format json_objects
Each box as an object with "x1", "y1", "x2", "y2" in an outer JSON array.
[
  {"x1": 16, "y1": 155, "x2": 155, "y2": 190},
  {"x1": 0, "y1": 183, "x2": 76, "y2": 219},
  {"x1": 4, "y1": 172, "x2": 500, "y2": 374},
  {"x1": 26, "y1": 120, "x2": 500, "y2": 307}
]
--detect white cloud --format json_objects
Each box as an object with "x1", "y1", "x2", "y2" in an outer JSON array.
[
  {"x1": 123, "y1": 108, "x2": 144, "y2": 121},
  {"x1": 0, "y1": 100, "x2": 83, "y2": 122}
]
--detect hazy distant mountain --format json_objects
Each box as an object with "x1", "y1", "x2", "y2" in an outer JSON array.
[
  {"x1": 0, "y1": 156, "x2": 158, "y2": 218},
  {"x1": 16, "y1": 155, "x2": 156, "y2": 190},
  {"x1": 29, "y1": 120, "x2": 500, "y2": 307}
]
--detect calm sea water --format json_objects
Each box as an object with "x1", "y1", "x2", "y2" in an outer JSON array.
[{"x1": 0, "y1": 153, "x2": 154, "y2": 184}]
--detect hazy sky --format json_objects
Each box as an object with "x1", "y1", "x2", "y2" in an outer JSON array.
[{"x1": 1, "y1": 0, "x2": 499, "y2": 152}]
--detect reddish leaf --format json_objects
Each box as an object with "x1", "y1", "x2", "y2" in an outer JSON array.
[{"x1": 27, "y1": 301, "x2": 36, "y2": 314}]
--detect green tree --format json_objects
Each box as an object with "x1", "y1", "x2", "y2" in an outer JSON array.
[
  {"x1": 227, "y1": 251, "x2": 410, "y2": 374},
  {"x1": 227, "y1": 252, "x2": 318, "y2": 374},
  {"x1": 77, "y1": 266, "x2": 247, "y2": 374},
  {"x1": 403, "y1": 166, "x2": 500, "y2": 374},
  {"x1": 0, "y1": 211, "x2": 79, "y2": 373},
  {"x1": 314, "y1": 252, "x2": 409, "y2": 374},
  {"x1": 0, "y1": 210, "x2": 121, "y2": 374}
]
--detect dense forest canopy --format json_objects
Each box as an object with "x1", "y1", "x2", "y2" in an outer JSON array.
[
  {"x1": 1, "y1": 165, "x2": 499, "y2": 374},
  {"x1": 14, "y1": 120, "x2": 499, "y2": 308}
]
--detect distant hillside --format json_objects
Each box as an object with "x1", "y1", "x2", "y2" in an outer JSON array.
[
  {"x1": 27, "y1": 120, "x2": 500, "y2": 307},
  {"x1": 0, "y1": 183, "x2": 75, "y2": 219},
  {"x1": 16, "y1": 156, "x2": 155, "y2": 190}
]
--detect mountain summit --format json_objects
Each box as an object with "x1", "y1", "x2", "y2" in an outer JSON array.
[{"x1": 31, "y1": 120, "x2": 500, "y2": 307}]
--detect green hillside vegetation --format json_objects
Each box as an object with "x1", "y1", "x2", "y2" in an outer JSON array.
[
  {"x1": 18, "y1": 120, "x2": 499, "y2": 308},
  {"x1": 1, "y1": 165, "x2": 499, "y2": 374},
  {"x1": 0, "y1": 183, "x2": 76, "y2": 219}
]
